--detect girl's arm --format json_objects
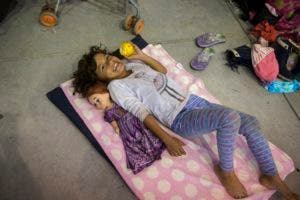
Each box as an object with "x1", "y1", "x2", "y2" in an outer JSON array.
[
  {"x1": 144, "y1": 114, "x2": 185, "y2": 157},
  {"x1": 109, "y1": 82, "x2": 185, "y2": 156},
  {"x1": 110, "y1": 120, "x2": 120, "y2": 134},
  {"x1": 127, "y1": 44, "x2": 167, "y2": 74}
]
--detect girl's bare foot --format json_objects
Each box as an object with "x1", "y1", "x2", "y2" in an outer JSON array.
[
  {"x1": 214, "y1": 165, "x2": 248, "y2": 199},
  {"x1": 259, "y1": 174, "x2": 300, "y2": 200}
]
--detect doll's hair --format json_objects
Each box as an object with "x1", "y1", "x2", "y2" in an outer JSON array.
[
  {"x1": 86, "y1": 81, "x2": 109, "y2": 98},
  {"x1": 72, "y1": 44, "x2": 110, "y2": 97}
]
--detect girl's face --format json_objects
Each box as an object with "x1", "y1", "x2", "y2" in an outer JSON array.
[
  {"x1": 94, "y1": 53, "x2": 126, "y2": 81},
  {"x1": 88, "y1": 93, "x2": 111, "y2": 110}
]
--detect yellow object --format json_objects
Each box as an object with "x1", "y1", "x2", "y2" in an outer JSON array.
[{"x1": 120, "y1": 42, "x2": 135, "y2": 57}]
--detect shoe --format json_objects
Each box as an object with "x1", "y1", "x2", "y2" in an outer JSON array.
[
  {"x1": 277, "y1": 37, "x2": 300, "y2": 53},
  {"x1": 190, "y1": 48, "x2": 215, "y2": 70},
  {"x1": 272, "y1": 39, "x2": 295, "y2": 80},
  {"x1": 196, "y1": 33, "x2": 226, "y2": 47}
]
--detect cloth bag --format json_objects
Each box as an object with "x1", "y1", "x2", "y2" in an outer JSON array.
[{"x1": 251, "y1": 44, "x2": 279, "y2": 82}]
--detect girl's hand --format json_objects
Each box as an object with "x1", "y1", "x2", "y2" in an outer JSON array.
[
  {"x1": 126, "y1": 43, "x2": 167, "y2": 74},
  {"x1": 143, "y1": 114, "x2": 184, "y2": 156},
  {"x1": 127, "y1": 43, "x2": 145, "y2": 60},
  {"x1": 164, "y1": 135, "x2": 186, "y2": 157}
]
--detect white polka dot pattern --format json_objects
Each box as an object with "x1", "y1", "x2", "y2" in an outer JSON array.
[
  {"x1": 162, "y1": 60, "x2": 172, "y2": 67},
  {"x1": 238, "y1": 169, "x2": 250, "y2": 181},
  {"x1": 235, "y1": 148, "x2": 246, "y2": 159},
  {"x1": 121, "y1": 162, "x2": 131, "y2": 175},
  {"x1": 200, "y1": 154, "x2": 212, "y2": 165},
  {"x1": 176, "y1": 63, "x2": 184, "y2": 69},
  {"x1": 111, "y1": 149, "x2": 122, "y2": 161},
  {"x1": 171, "y1": 169, "x2": 185, "y2": 181},
  {"x1": 189, "y1": 84, "x2": 199, "y2": 93},
  {"x1": 250, "y1": 184, "x2": 265, "y2": 192},
  {"x1": 146, "y1": 166, "x2": 159, "y2": 179},
  {"x1": 275, "y1": 160, "x2": 284, "y2": 173},
  {"x1": 143, "y1": 192, "x2": 155, "y2": 200},
  {"x1": 211, "y1": 188, "x2": 224, "y2": 200},
  {"x1": 185, "y1": 184, "x2": 198, "y2": 197},
  {"x1": 203, "y1": 135, "x2": 212, "y2": 144},
  {"x1": 200, "y1": 178, "x2": 211, "y2": 187},
  {"x1": 181, "y1": 76, "x2": 190, "y2": 85},
  {"x1": 91, "y1": 122, "x2": 102, "y2": 132},
  {"x1": 269, "y1": 142, "x2": 276, "y2": 150},
  {"x1": 74, "y1": 98, "x2": 86, "y2": 109},
  {"x1": 171, "y1": 195, "x2": 183, "y2": 200},
  {"x1": 281, "y1": 153, "x2": 290, "y2": 162},
  {"x1": 211, "y1": 144, "x2": 218, "y2": 154},
  {"x1": 187, "y1": 142, "x2": 200, "y2": 150},
  {"x1": 82, "y1": 110, "x2": 93, "y2": 120},
  {"x1": 132, "y1": 177, "x2": 144, "y2": 191},
  {"x1": 157, "y1": 180, "x2": 171, "y2": 193},
  {"x1": 186, "y1": 160, "x2": 200, "y2": 173},
  {"x1": 101, "y1": 135, "x2": 111, "y2": 145},
  {"x1": 172, "y1": 67, "x2": 180, "y2": 74},
  {"x1": 161, "y1": 156, "x2": 173, "y2": 168}
]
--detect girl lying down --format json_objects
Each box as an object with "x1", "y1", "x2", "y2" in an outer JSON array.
[{"x1": 73, "y1": 43, "x2": 300, "y2": 200}]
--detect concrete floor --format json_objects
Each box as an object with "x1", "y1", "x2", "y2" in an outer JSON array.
[{"x1": 0, "y1": 0, "x2": 299, "y2": 199}]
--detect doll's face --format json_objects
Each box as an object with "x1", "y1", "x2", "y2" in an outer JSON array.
[{"x1": 88, "y1": 93, "x2": 111, "y2": 110}]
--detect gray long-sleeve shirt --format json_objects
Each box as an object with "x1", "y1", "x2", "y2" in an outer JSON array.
[{"x1": 108, "y1": 62, "x2": 190, "y2": 127}]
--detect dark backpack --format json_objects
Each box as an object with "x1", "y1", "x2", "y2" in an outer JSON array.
[{"x1": 225, "y1": 45, "x2": 253, "y2": 73}]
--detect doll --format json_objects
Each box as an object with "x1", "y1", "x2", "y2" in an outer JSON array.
[{"x1": 87, "y1": 81, "x2": 165, "y2": 174}]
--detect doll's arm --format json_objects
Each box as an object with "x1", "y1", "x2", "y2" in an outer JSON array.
[{"x1": 110, "y1": 120, "x2": 120, "y2": 135}]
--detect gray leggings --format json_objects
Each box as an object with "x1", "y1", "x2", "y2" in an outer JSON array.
[{"x1": 171, "y1": 95, "x2": 277, "y2": 176}]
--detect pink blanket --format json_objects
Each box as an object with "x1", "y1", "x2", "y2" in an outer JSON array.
[{"x1": 60, "y1": 44, "x2": 294, "y2": 200}]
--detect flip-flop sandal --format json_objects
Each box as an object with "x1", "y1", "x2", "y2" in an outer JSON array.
[
  {"x1": 196, "y1": 33, "x2": 226, "y2": 48},
  {"x1": 190, "y1": 48, "x2": 215, "y2": 70}
]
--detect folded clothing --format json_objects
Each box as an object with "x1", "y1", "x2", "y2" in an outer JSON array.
[{"x1": 266, "y1": 79, "x2": 300, "y2": 93}]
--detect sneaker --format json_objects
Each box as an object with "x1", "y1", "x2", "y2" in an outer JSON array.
[
  {"x1": 196, "y1": 33, "x2": 226, "y2": 47},
  {"x1": 190, "y1": 48, "x2": 215, "y2": 70}
]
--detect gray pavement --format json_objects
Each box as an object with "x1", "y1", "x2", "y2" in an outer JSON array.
[{"x1": 0, "y1": 0, "x2": 299, "y2": 199}]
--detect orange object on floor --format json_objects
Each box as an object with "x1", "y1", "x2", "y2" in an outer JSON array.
[
  {"x1": 251, "y1": 21, "x2": 280, "y2": 42},
  {"x1": 39, "y1": 5, "x2": 57, "y2": 27}
]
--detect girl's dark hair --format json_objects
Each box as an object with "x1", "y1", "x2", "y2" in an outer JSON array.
[
  {"x1": 86, "y1": 81, "x2": 109, "y2": 98},
  {"x1": 72, "y1": 44, "x2": 110, "y2": 97}
]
